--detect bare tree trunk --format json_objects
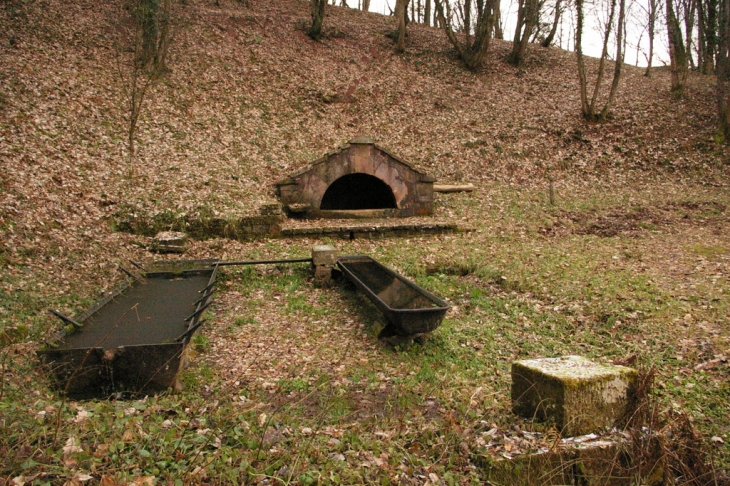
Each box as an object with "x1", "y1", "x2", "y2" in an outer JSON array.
[
  {"x1": 124, "y1": 0, "x2": 173, "y2": 178},
  {"x1": 576, "y1": 0, "x2": 591, "y2": 117},
  {"x1": 494, "y1": 5, "x2": 504, "y2": 38},
  {"x1": 697, "y1": 0, "x2": 707, "y2": 69},
  {"x1": 645, "y1": 0, "x2": 659, "y2": 75},
  {"x1": 716, "y1": 0, "x2": 730, "y2": 141},
  {"x1": 309, "y1": 0, "x2": 327, "y2": 40},
  {"x1": 589, "y1": 0, "x2": 617, "y2": 111},
  {"x1": 576, "y1": 0, "x2": 624, "y2": 121},
  {"x1": 667, "y1": 0, "x2": 688, "y2": 92},
  {"x1": 698, "y1": 0, "x2": 718, "y2": 73},
  {"x1": 682, "y1": 0, "x2": 696, "y2": 69},
  {"x1": 362, "y1": 0, "x2": 370, "y2": 10},
  {"x1": 541, "y1": 0, "x2": 563, "y2": 47},
  {"x1": 601, "y1": 0, "x2": 626, "y2": 119},
  {"x1": 395, "y1": 0, "x2": 408, "y2": 51},
  {"x1": 425, "y1": 0, "x2": 431, "y2": 25},
  {"x1": 465, "y1": 0, "x2": 472, "y2": 34},
  {"x1": 435, "y1": 0, "x2": 499, "y2": 70},
  {"x1": 508, "y1": 0, "x2": 539, "y2": 65}
]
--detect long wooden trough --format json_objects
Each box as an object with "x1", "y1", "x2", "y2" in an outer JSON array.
[
  {"x1": 337, "y1": 255, "x2": 450, "y2": 337},
  {"x1": 38, "y1": 260, "x2": 218, "y2": 399}
]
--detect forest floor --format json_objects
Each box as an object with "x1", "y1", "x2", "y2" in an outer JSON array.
[{"x1": 1, "y1": 0, "x2": 729, "y2": 484}]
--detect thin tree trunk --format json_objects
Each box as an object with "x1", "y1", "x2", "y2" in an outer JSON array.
[
  {"x1": 434, "y1": 0, "x2": 498, "y2": 70},
  {"x1": 667, "y1": 0, "x2": 688, "y2": 92},
  {"x1": 508, "y1": 0, "x2": 538, "y2": 65},
  {"x1": 716, "y1": 0, "x2": 730, "y2": 141},
  {"x1": 541, "y1": 0, "x2": 563, "y2": 47},
  {"x1": 645, "y1": 0, "x2": 658, "y2": 75},
  {"x1": 494, "y1": 5, "x2": 503, "y2": 38},
  {"x1": 464, "y1": 0, "x2": 472, "y2": 35},
  {"x1": 601, "y1": 0, "x2": 626, "y2": 119},
  {"x1": 682, "y1": 0, "x2": 696, "y2": 69},
  {"x1": 576, "y1": 0, "x2": 591, "y2": 116},
  {"x1": 697, "y1": 0, "x2": 707, "y2": 70},
  {"x1": 395, "y1": 0, "x2": 407, "y2": 51},
  {"x1": 699, "y1": 0, "x2": 718, "y2": 73},
  {"x1": 587, "y1": 0, "x2": 617, "y2": 115},
  {"x1": 425, "y1": 0, "x2": 431, "y2": 25}
]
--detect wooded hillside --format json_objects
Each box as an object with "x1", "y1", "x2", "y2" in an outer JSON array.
[{"x1": 1, "y1": 1, "x2": 729, "y2": 484}]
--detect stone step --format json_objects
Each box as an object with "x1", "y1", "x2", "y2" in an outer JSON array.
[{"x1": 281, "y1": 221, "x2": 468, "y2": 239}]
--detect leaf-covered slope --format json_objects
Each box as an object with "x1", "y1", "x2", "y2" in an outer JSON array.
[{"x1": 0, "y1": 0, "x2": 725, "y2": 297}]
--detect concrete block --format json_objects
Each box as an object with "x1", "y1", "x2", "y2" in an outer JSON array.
[
  {"x1": 312, "y1": 245, "x2": 337, "y2": 267},
  {"x1": 477, "y1": 448, "x2": 573, "y2": 485},
  {"x1": 512, "y1": 356, "x2": 637, "y2": 437},
  {"x1": 477, "y1": 434, "x2": 663, "y2": 486},
  {"x1": 259, "y1": 203, "x2": 284, "y2": 216},
  {"x1": 153, "y1": 231, "x2": 188, "y2": 253}
]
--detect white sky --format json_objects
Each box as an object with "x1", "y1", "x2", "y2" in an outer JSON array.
[{"x1": 355, "y1": 0, "x2": 670, "y2": 67}]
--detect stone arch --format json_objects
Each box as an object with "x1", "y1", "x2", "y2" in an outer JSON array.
[{"x1": 319, "y1": 173, "x2": 397, "y2": 210}]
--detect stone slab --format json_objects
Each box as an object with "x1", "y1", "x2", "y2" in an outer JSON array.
[
  {"x1": 153, "y1": 231, "x2": 188, "y2": 253},
  {"x1": 477, "y1": 434, "x2": 664, "y2": 486},
  {"x1": 512, "y1": 356, "x2": 637, "y2": 437}
]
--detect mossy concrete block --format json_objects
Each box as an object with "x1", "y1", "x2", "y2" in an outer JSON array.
[
  {"x1": 259, "y1": 203, "x2": 284, "y2": 216},
  {"x1": 573, "y1": 436, "x2": 664, "y2": 485},
  {"x1": 512, "y1": 356, "x2": 637, "y2": 436},
  {"x1": 477, "y1": 449, "x2": 573, "y2": 485},
  {"x1": 478, "y1": 436, "x2": 662, "y2": 486},
  {"x1": 153, "y1": 231, "x2": 188, "y2": 253}
]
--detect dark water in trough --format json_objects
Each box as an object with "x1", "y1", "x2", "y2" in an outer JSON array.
[
  {"x1": 59, "y1": 275, "x2": 209, "y2": 350},
  {"x1": 343, "y1": 260, "x2": 439, "y2": 310}
]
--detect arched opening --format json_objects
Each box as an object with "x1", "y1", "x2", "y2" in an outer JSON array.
[{"x1": 320, "y1": 173, "x2": 397, "y2": 210}]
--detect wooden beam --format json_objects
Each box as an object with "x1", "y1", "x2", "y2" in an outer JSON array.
[{"x1": 433, "y1": 183, "x2": 475, "y2": 193}]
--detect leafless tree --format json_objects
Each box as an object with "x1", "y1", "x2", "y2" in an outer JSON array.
[
  {"x1": 716, "y1": 0, "x2": 730, "y2": 141},
  {"x1": 576, "y1": 0, "x2": 627, "y2": 120},
  {"x1": 541, "y1": 0, "x2": 565, "y2": 47},
  {"x1": 697, "y1": 0, "x2": 718, "y2": 72},
  {"x1": 508, "y1": 0, "x2": 540, "y2": 64},
  {"x1": 434, "y1": 0, "x2": 501, "y2": 70},
  {"x1": 681, "y1": 0, "x2": 696, "y2": 68},
  {"x1": 494, "y1": 6, "x2": 504, "y2": 38},
  {"x1": 362, "y1": 0, "x2": 371, "y2": 10},
  {"x1": 667, "y1": 0, "x2": 688, "y2": 92},
  {"x1": 119, "y1": 0, "x2": 174, "y2": 178},
  {"x1": 641, "y1": 0, "x2": 661, "y2": 75},
  {"x1": 309, "y1": 0, "x2": 327, "y2": 40},
  {"x1": 395, "y1": 0, "x2": 409, "y2": 51}
]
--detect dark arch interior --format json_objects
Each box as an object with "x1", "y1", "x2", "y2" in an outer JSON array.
[{"x1": 320, "y1": 173, "x2": 397, "y2": 210}]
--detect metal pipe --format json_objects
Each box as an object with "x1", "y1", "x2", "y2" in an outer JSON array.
[
  {"x1": 118, "y1": 266, "x2": 144, "y2": 282},
  {"x1": 175, "y1": 320, "x2": 205, "y2": 343},
  {"x1": 214, "y1": 257, "x2": 312, "y2": 267},
  {"x1": 198, "y1": 279, "x2": 218, "y2": 294},
  {"x1": 49, "y1": 309, "x2": 84, "y2": 329},
  {"x1": 193, "y1": 288, "x2": 216, "y2": 307},
  {"x1": 185, "y1": 300, "x2": 213, "y2": 322}
]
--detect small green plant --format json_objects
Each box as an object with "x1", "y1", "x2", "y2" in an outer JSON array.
[{"x1": 192, "y1": 332, "x2": 209, "y2": 352}]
